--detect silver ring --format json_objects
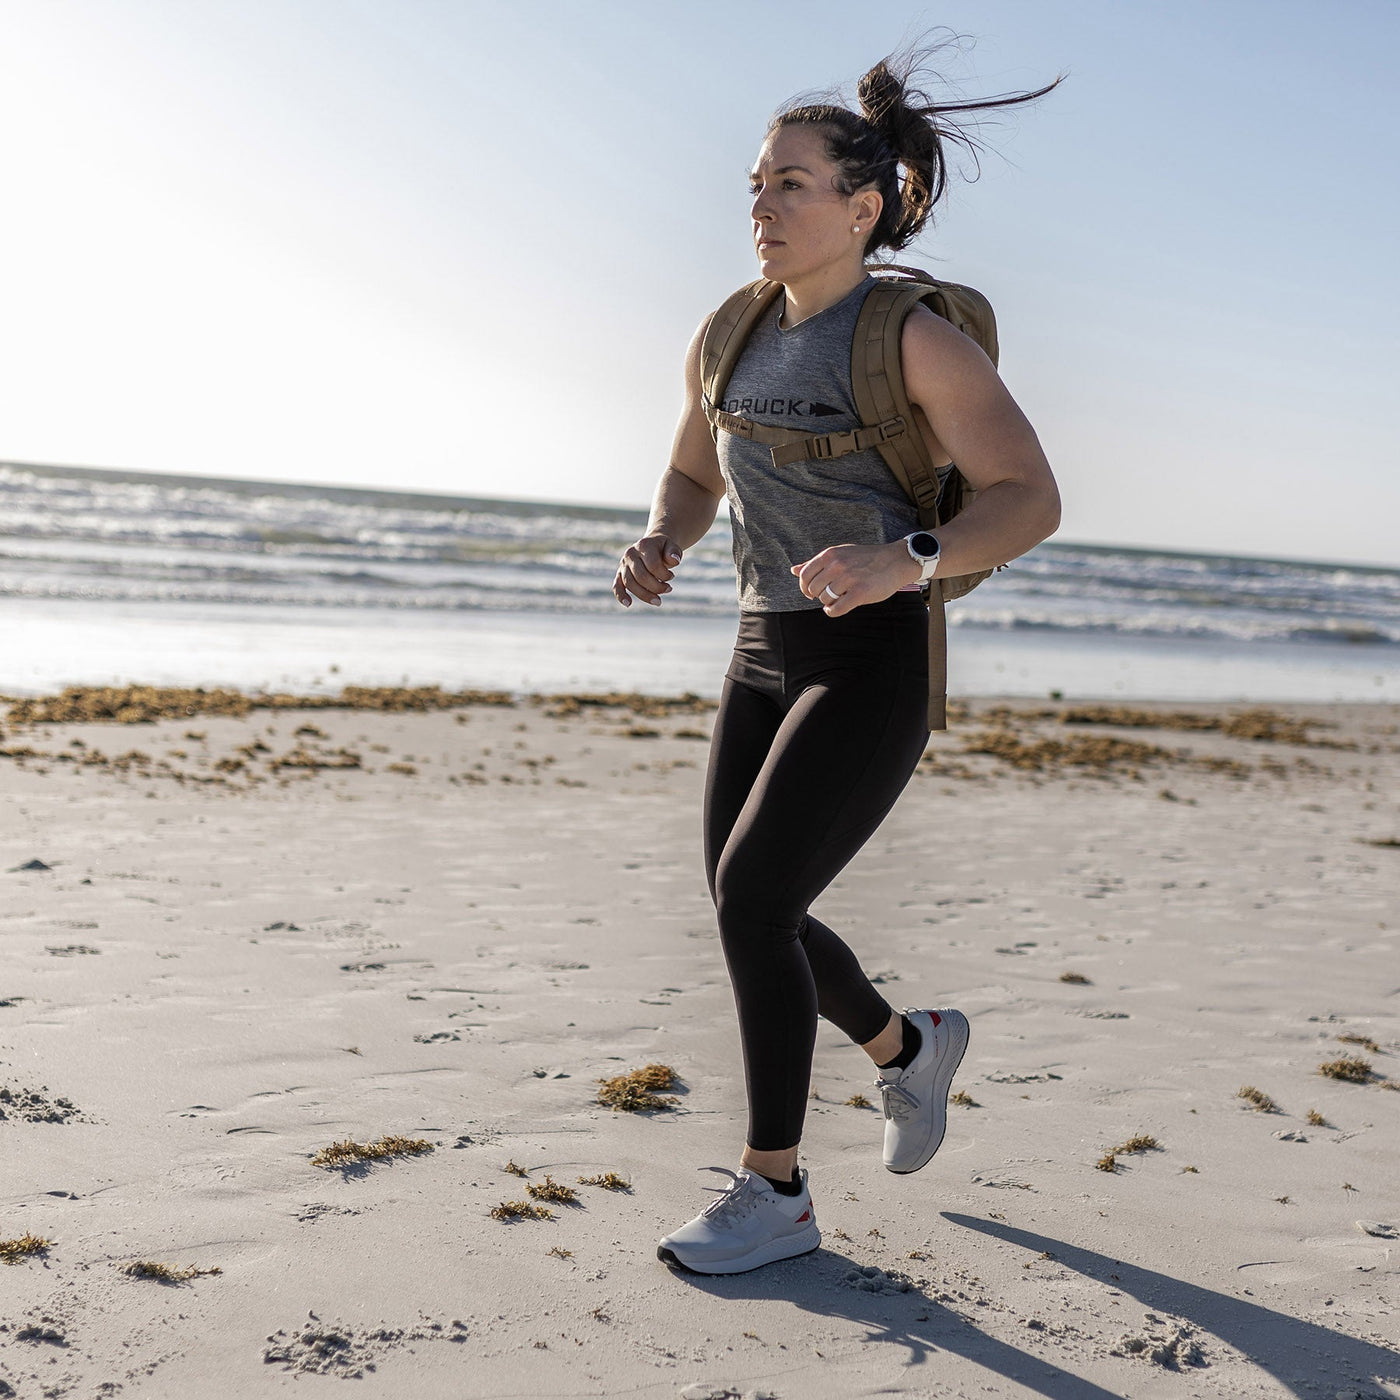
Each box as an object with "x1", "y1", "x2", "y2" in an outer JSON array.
[{"x1": 822, "y1": 584, "x2": 840, "y2": 602}]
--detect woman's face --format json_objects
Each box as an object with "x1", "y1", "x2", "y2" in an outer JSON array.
[{"x1": 748, "y1": 124, "x2": 877, "y2": 283}]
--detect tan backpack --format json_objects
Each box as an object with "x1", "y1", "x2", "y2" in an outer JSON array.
[{"x1": 699, "y1": 262, "x2": 1002, "y2": 730}]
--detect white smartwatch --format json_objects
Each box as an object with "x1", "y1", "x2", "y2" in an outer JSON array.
[{"x1": 904, "y1": 530, "x2": 942, "y2": 583}]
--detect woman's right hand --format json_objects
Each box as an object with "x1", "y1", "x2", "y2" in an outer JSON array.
[{"x1": 613, "y1": 533, "x2": 683, "y2": 607}]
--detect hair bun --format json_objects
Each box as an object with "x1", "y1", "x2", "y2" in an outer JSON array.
[
  {"x1": 857, "y1": 61, "x2": 905, "y2": 139},
  {"x1": 768, "y1": 29, "x2": 1061, "y2": 255}
]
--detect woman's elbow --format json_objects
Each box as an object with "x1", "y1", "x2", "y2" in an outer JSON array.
[{"x1": 1040, "y1": 484, "x2": 1062, "y2": 541}]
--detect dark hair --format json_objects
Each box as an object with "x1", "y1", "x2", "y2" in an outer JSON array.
[{"x1": 770, "y1": 31, "x2": 1063, "y2": 255}]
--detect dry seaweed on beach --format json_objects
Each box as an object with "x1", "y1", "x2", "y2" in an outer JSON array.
[
  {"x1": 950, "y1": 1090, "x2": 980, "y2": 1108},
  {"x1": 0, "y1": 1232, "x2": 51, "y2": 1264},
  {"x1": 1111, "y1": 1134, "x2": 1162, "y2": 1154},
  {"x1": 1318, "y1": 1056, "x2": 1374, "y2": 1083},
  {"x1": 531, "y1": 690, "x2": 715, "y2": 720},
  {"x1": 1306, "y1": 1108, "x2": 1328, "y2": 1126},
  {"x1": 1096, "y1": 1153, "x2": 1117, "y2": 1172},
  {"x1": 525, "y1": 1175, "x2": 579, "y2": 1205},
  {"x1": 1236, "y1": 1085, "x2": 1279, "y2": 1112},
  {"x1": 1337, "y1": 1033, "x2": 1381, "y2": 1053},
  {"x1": 270, "y1": 746, "x2": 364, "y2": 772},
  {"x1": 1059, "y1": 971, "x2": 1091, "y2": 984},
  {"x1": 503, "y1": 1159, "x2": 529, "y2": 1177},
  {"x1": 121, "y1": 1260, "x2": 222, "y2": 1283},
  {"x1": 3, "y1": 682, "x2": 516, "y2": 727},
  {"x1": 844, "y1": 1093, "x2": 873, "y2": 1108},
  {"x1": 490, "y1": 1199, "x2": 554, "y2": 1222},
  {"x1": 577, "y1": 1172, "x2": 632, "y2": 1191},
  {"x1": 1058, "y1": 704, "x2": 1342, "y2": 747},
  {"x1": 595, "y1": 1063, "x2": 680, "y2": 1112},
  {"x1": 309, "y1": 1134, "x2": 434, "y2": 1169},
  {"x1": 960, "y1": 729, "x2": 1176, "y2": 774}
]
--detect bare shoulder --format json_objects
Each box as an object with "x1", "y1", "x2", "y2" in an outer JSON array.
[
  {"x1": 685, "y1": 310, "x2": 716, "y2": 369},
  {"x1": 670, "y1": 310, "x2": 725, "y2": 497},
  {"x1": 896, "y1": 302, "x2": 1053, "y2": 497},
  {"x1": 899, "y1": 302, "x2": 998, "y2": 390}
]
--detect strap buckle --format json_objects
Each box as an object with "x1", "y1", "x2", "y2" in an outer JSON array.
[{"x1": 866, "y1": 416, "x2": 907, "y2": 446}]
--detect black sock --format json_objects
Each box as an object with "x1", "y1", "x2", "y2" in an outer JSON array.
[
  {"x1": 758, "y1": 1169, "x2": 803, "y2": 1196},
  {"x1": 877, "y1": 1013, "x2": 923, "y2": 1073}
]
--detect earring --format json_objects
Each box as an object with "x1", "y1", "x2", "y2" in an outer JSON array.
[{"x1": 853, "y1": 225, "x2": 861, "y2": 233}]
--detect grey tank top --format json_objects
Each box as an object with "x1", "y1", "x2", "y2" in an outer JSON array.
[{"x1": 715, "y1": 274, "x2": 919, "y2": 612}]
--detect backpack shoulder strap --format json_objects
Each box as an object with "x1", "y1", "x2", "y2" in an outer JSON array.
[
  {"x1": 851, "y1": 268, "x2": 1001, "y2": 733},
  {"x1": 850, "y1": 279, "x2": 947, "y2": 528},
  {"x1": 699, "y1": 279, "x2": 783, "y2": 436}
]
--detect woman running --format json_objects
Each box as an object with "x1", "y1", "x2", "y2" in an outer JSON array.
[{"x1": 612, "y1": 39, "x2": 1062, "y2": 1275}]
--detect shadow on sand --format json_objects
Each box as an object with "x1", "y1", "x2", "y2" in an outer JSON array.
[{"x1": 659, "y1": 1212, "x2": 1400, "y2": 1399}]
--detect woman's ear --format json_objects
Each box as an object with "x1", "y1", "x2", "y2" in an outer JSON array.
[{"x1": 855, "y1": 189, "x2": 882, "y2": 233}]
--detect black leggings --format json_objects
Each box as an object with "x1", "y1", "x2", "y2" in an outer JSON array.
[{"x1": 702, "y1": 591, "x2": 931, "y2": 1151}]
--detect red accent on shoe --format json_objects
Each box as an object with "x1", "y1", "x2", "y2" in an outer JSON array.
[
  {"x1": 930, "y1": 1012, "x2": 941, "y2": 1026},
  {"x1": 794, "y1": 1209, "x2": 811, "y2": 1224}
]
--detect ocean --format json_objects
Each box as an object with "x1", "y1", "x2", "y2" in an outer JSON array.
[{"x1": 2, "y1": 459, "x2": 1398, "y2": 704}]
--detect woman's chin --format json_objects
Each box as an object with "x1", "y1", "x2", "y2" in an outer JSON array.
[{"x1": 757, "y1": 248, "x2": 804, "y2": 282}]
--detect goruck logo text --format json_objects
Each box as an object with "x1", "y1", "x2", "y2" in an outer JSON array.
[{"x1": 720, "y1": 396, "x2": 843, "y2": 418}]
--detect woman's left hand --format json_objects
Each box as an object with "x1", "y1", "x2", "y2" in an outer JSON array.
[{"x1": 791, "y1": 541, "x2": 921, "y2": 616}]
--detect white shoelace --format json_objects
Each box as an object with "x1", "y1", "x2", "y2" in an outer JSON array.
[
  {"x1": 695, "y1": 1166, "x2": 765, "y2": 1226},
  {"x1": 876, "y1": 1076, "x2": 920, "y2": 1121}
]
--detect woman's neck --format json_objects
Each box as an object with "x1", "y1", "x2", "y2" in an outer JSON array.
[{"x1": 778, "y1": 263, "x2": 870, "y2": 329}]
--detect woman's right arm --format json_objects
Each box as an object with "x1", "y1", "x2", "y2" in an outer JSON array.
[{"x1": 612, "y1": 314, "x2": 725, "y2": 608}]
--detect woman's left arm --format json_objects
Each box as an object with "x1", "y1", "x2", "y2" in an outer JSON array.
[
  {"x1": 792, "y1": 304, "x2": 1061, "y2": 614},
  {"x1": 898, "y1": 304, "x2": 1060, "y2": 576}
]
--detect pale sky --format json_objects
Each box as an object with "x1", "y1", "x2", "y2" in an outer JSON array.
[{"x1": 1, "y1": 0, "x2": 1396, "y2": 566}]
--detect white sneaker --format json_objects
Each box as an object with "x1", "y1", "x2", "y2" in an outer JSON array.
[
  {"x1": 875, "y1": 1008, "x2": 970, "y2": 1174},
  {"x1": 657, "y1": 1166, "x2": 820, "y2": 1275}
]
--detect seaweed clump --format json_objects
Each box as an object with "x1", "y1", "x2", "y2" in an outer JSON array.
[
  {"x1": 1318, "y1": 1056, "x2": 1373, "y2": 1084},
  {"x1": 0, "y1": 1233, "x2": 51, "y2": 1265},
  {"x1": 310, "y1": 1134, "x2": 434, "y2": 1168},
  {"x1": 1236, "y1": 1085, "x2": 1279, "y2": 1113},
  {"x1": 526, "y1": 1175, "x2": 579, "y2": 1205},
  {"x1": 122, "y1": 1260, "x2": 223, "y2": 1283},
  {"x1": 577, "y1": 1172, "x2": 632, "y2": 1191},
  {"x1": 490, "y1": 1200, "x2": 554, "y2": 1222},
  {"x1": 596, "y1": 1063, "x2": 679, "y2": 1112},
  {"x1": 1111, "y1": 1134, "x2": 1162, "y2": 1154}
]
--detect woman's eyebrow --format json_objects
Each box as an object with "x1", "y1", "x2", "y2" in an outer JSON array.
[{"x1": 748, "y1": 165, "x2": 814, "y2": 180}]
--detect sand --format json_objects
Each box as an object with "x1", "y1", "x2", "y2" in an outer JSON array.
[{"x1": 1, "y1": 685, "x2": 1398, "y2": 1399}]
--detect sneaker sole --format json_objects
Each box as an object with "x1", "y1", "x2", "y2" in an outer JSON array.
[
  {"x1": 885, "y1": 1009, "x2": 970, "y2": 1175},
  {"x1": 656, "y1": 1222, "x2": 821, "y2": 1276}
]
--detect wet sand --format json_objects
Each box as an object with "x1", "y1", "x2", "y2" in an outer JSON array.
[{"x1": 2, "y1": 686, "x2": 1398, "y2": 1399}]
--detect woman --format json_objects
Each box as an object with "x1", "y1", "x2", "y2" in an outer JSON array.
[{"x1": 612, "y1": 41, "x2": 1061, "y2": 1275}]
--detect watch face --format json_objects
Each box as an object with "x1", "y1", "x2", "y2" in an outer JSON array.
[{"x1": 910, "y1": 532, "x2": 939, "y2": 558}]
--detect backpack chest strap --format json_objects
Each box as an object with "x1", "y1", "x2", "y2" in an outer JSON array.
[{"x1": 705, "y1": 401, "x2": 907, "y2": 469}]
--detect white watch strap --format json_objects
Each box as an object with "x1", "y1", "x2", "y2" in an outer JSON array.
[{"x1": 906, "y1": 531, "x2": 941, "y2": 583}]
